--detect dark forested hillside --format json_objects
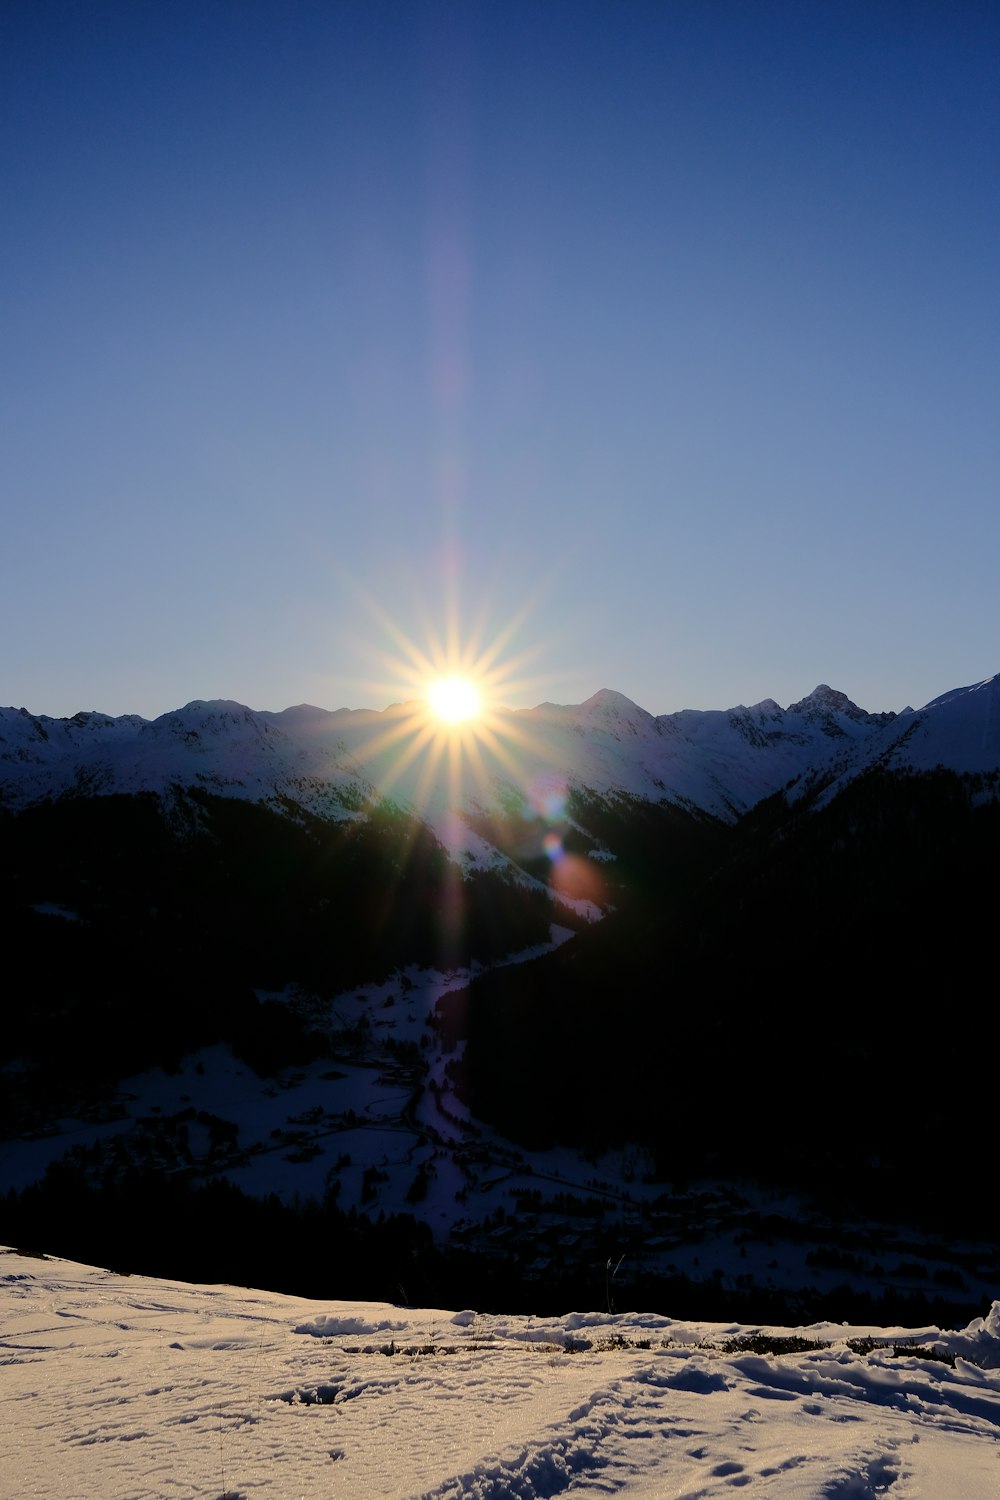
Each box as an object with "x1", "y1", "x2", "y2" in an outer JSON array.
[
  {"x1": 458, "y1": 769, "x2": 998, "y2": 1234},
  {"x1": 0, "y1": 788, "x2": 550, "y2": 1116},
  {"x1": 3, "y1": 763, "x2": 997, "y2": 1312}
]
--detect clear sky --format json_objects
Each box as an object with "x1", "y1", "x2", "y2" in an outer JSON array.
[{"x1": 2, "y1": 0, "x2": 998, "y2": 720}]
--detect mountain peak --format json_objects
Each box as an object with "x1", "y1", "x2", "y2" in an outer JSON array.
[
  {"x1": 787, "y1": 684, "x2": 857, "y2": 715},
  {"x1": 785, "y1": 685, "x2": 896, "y2": 738},
  {"x1": 575, "y1": 688, "x2": 655, "y2": 733},
  {"x1": 173, "y1": 698, "x2": 254, "y2": 716},
  {"x1": 580, "y1": 688, "x2": 644, "y2": 712}
]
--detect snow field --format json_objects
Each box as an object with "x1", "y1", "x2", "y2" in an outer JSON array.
[{"x1": 2, "y1": 1251, "x2": 999, "y2": 1499}]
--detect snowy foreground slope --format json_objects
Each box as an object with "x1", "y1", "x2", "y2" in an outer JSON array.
[{"x1": 3, "y1": 1250, "x2": 999, "y2": 1500}]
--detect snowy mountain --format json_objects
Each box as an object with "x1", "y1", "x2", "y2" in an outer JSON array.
[
  {"x1": 653, "y1": 683, "x2": 900, "y2": 817},
  {"x1": 3, "y1": 670, "x2": 996, "y2": 834},
  {"x1": 4, "y1": 1248, "x2": 1000, "y2": 1500},
  {"x1": 798, "y1": 672, "x2": 1000, "y2": 807}
]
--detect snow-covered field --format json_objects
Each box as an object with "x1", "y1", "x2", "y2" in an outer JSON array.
[{"x1": 3, "y1": 1249, "x2": 998, "y2": 1499}]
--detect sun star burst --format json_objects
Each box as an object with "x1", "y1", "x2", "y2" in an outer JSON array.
[{"x1": 427, "y1": 675, "x2": 482, "y2": 724}]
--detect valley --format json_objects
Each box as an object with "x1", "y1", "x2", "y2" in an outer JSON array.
[{"x1": 3, "y1": 672, "x2": 998, "y2": 1325}]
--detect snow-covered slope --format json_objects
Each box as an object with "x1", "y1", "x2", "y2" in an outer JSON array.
[
  {"x1": 0, "y1": 698, "x2": 377, "y2": 815},
  {"x1": 654, "y1": 684, "x2": 898, "y2": 817},
  {"x1": 3, "y1": 1249, "x2": 999, "y2": 1500},
  {"x1": 1, "y1": 672, "x2": 997, "y2": 831},
  {"x1": 805, "y1": 671, "x2": 1000, "y2": 804}
]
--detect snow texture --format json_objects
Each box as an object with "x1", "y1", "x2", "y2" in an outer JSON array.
[{"x1": 2, "y1": 1249, "x2": 998, "y2": 1498}]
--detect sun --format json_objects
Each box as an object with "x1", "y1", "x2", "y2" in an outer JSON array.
[{"x1": 427, "y1": 674, "x2": 482, "y2": 724}]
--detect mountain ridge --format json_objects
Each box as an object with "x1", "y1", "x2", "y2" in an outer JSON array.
[{"x1": 2, "y1": 671, "x2": 999, "y2": 830}]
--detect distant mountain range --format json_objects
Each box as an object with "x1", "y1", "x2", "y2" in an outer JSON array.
[{"x1": 3, "y1": 672, "x2": 998, "y2": 840}]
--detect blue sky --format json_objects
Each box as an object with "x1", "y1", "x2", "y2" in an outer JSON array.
[{"x1": 2, "y1": 0, "x2": 998, "y2": 719}]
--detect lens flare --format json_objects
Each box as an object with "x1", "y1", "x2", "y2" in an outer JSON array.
[{"x1": 324, "y1": 583, "x2": 608, "y2": 925}]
